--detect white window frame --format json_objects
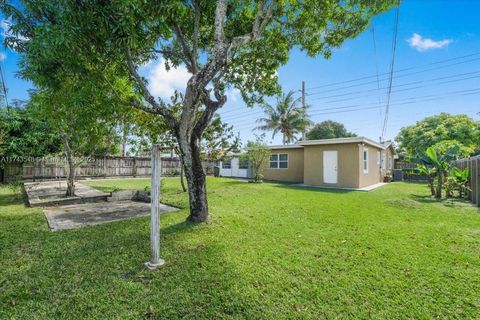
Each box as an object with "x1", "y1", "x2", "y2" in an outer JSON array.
[
  {"x1": 363, "y1": 147, "x2": 368, "y2": 174},
  {"x1": 377, "y1": 151, "x2": 380, "y2": 166},
  {"x1": 238, "y1": 157, "x2": 249, "y2": 169},
  {"x1": 269, "y1": 153, "x2": 288, "y2": 169},
  {"x1": 222, "y1": 158, "x2": 232, "y2": 169}
]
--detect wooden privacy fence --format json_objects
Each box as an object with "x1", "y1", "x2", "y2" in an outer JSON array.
[
  {"x1": 455, "y1": 156, "x2": 480, "y2": 207},
  {"x1": 1, "y1": 156, "x2": 218, "y2": 183},
  {"x1": 394, "y1": 161, "x2": 427, "y2": 181}
]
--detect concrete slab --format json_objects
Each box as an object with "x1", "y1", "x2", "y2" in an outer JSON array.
[
  {"x1": 291, "y1": 182, "x2": 387, "y2": 191},
  {"x1": 24, "y1": 181, "x2": 110, "y2": 207},
  {"x1": 44, "y1": 201, "x2": 179, "y2": 231}
]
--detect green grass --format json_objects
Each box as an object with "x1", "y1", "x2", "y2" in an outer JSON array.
[{"x1": 1, "y1": 178, "x2": 480, "y2": 319}]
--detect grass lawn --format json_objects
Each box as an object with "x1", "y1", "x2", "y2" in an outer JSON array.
[{"x1": 1, "y1": 178, "x2": 479, "y2": 319}]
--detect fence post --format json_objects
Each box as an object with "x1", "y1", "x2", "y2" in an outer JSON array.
[
  {"x1": 472, "y1": 157, "x2": 480, "y2": 207},
  {"x1": 145, "y1": 144, "x2": 165, "y2": 270},
  {"x1": 133, "y1": 157, "x2": 137, "y2": 177}
]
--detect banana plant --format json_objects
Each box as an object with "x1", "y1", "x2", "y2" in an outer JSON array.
[
  {"x1": 451, "y1": 167, "x2": 470, "y2": 198},
  {"x1": 411, "y1": 145, "x2": 460, "y2": 198},
  {"x1": 416, "y1": 164, "x2": 437, "y2": 196}
]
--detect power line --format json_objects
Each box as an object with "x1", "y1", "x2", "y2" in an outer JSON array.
[
  {"x1": 381, "y1": 0, "x2": 401, "y2": 141},
  {"x1": 228, "y1": 88, "x2": 480, "y2": 130},
  {"x1": 218, "y1": 53, "x2": 480, "y2": 120},
  {"x1": 306, "y1": 57, "x2": 480, "y2": 96},
  {"x1": 306, "y1": 51, "x2": 480, "y2": 91},
  {"x1": 220, "y1": 73, "x2": 480, "y2": 123},
  {"x1": 307, "y1": 71, "x2": 480, "y2": 102}
]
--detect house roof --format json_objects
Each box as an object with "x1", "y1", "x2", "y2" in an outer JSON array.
[
  {"x1": 268, "y1": 145, "x2": 304, "y2": 150},
  {"x1": 296, "y1": 137, "x2": 387, "y2": 150}
]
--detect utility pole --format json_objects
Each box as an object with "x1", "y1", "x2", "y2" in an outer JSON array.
[
  {"x1": 145, "y1": 144, "x2": 165, "y2": 270},
  {"x1": 301, "y1": 81, "x2": 306, "y2": 141}
]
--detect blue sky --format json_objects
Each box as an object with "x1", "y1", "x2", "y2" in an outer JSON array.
[{"x1": 1, "y1": 0, "x2": 479, "y2": 145}]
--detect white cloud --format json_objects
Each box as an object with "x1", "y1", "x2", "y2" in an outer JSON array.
[
  {"x1": 226, "y1": 88, "x2": 240, "y2": 103},
  {"x1": 145, "y1": 59, "x2": 241, "y2": 104},
  {"x1": 146, "y1": 58, "x2": 191, "y2": 99},
  {"x1": 0, "y1": 19, "x2": 9, "y2": 38},
  {"x1": 407, "y1": 33, "x2": 452, "y2": 52},
  {"x1": 0, "y1": 53, "x2": 6, "y2": 61}
]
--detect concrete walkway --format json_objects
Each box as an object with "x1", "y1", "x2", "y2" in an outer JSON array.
[{"x1": 44, "y1": 201, "x2": 179, "y2": 231}]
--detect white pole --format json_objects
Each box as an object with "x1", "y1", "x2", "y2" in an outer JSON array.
[
  {"x1": 301, "y1": 81, "x2": 306, "y2": 141},
  {"x1": 145, "y1": 144, "x2": 165, "y2": 269}
]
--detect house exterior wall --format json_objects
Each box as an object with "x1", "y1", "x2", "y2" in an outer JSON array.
[
  {"x1": 264, "y1": 148, "x2": 304, "y2": 183},
  {"x1": 303, "y1": 143, "x2": 361, "y2": 188},
  {"x1": 358, "y1": 144, "x2": 383, "y2": 188}
]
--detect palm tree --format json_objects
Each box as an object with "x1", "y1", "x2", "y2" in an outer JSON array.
[{"x1": 256, "y1": 91, "x2": 310, "y2": 144}]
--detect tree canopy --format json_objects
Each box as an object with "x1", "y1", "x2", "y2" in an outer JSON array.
[
  {"x1": 0, "y1": 103, "x2": 61, "y2": 160},
  {"x1": 2, "y1": 0, "x2": 397, "y2": 222},
  {"x1": 396, "y1": 113, "x2": 479, "y2": 156},
  {"x1": 306, "y1": 120, "x2": 357, "y2": 140}
]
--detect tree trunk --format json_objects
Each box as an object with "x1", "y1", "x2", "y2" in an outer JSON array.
[
  {"x1": 174, "y1": 146, "x2": 187, "y2": 192},
  {"x1": 428, "y1": 176, "x2": 435, "y2": 196},
  {"x1": 177, "y1": 134, "x2": 208, "y2": 223},
  {"x1": 435, "y1": 171, "x2": 443, "y2": 199},
  {"x1": 61, "y1": 134, "x2": 76, "y2": 197},
  {"x1": 180, "y1": 164, "x2": 187, "y2": 192},
  {"x1": 121, "y1": 133, "x2": 127, "y2": 157}
]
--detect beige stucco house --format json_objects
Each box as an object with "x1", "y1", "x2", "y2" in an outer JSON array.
[{"x1": 220, "y1": 137, "x2": 395, "y2": 189}]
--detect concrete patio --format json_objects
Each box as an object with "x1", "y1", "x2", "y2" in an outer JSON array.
[
  {"x1": 44, "y1": 200, "x2": 179, "y2": 231},
  {"x1": 24, "y1": 180, "x2": 110, "y2": 207}
]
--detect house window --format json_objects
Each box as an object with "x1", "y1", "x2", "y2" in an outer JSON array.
[
  {"x1": 380, "y1": 152, "x2": 385, "y2": 169},
  {"x1": 270, "y1": 153, "x2": 288, "y2": 169},
  {"x1": 222, "y1": 158, "x2": 231, "y2": 169},
  {"x1": 363, "y1": 147, "x2": 368, "y2": 174},
  {"x1": 377, "y1": 151, "x2": 380, "y2": 165},
  {"x1": 239, "y1": 157, "x2": 249, "y2": 169}
]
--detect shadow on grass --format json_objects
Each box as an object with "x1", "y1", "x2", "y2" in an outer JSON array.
[
  {"x1": 0, "y1": 189, "x2": 27, "y2": 207},
  {"x1": 409, "y1": 194, "x2": 477, "y2": 208},
  {"x1": 272, "y1": 183, "x2": 354, "y2": 194}
]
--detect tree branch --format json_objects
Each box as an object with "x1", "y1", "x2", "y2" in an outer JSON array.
[
  {"x1": 125, "y1": 48, "x2": 177, "y2": 126},
  {"x1": 192, "y1": 0, "x2": 201, "y2": 73},
  {"x1": 229, "y1": 0, "x2": 275, "y2": 49},
  {"x1": 214, "y1": 0, "x2": 228, "y2": 45},
  {"x1": 172, "y1": 24, "x2": 195, "y2": 73}
]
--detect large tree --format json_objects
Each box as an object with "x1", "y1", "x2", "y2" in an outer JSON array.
[
  {"x1": 396, "y1": 113, "x2": 479, "y2": 155},
  {"x1": 29, "y1": 77, "x2": 126, "y2": 196},
  {"x1": 306, "y1": 120, "x2": 357, "y2": 140},
  {"x1": 256, "y1": 90, "x2": 310, "y2": 144},
  {"x1": 2, "y1": 0, "x2": 396, "y2": 222}
]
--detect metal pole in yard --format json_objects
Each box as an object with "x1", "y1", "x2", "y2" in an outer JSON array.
[
  {"x1": 145, "y1": 144, "x2": 165, "y2": 270},
  {"x1": 301, "y1": 81, "x2": 306, "y2": 141}
]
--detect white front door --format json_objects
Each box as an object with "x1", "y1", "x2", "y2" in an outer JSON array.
[{"x1": 323, "y1": 151, "x2": 338, "y2": 184}]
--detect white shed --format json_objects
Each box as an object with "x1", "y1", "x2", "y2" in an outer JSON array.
[{"x1": 218, "y1": 155, "x2": 251, "y2": 178}]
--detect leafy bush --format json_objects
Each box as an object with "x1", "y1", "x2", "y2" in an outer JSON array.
[{"x1": 445, "y1": 168, "x2": 470, "y2": 199}]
